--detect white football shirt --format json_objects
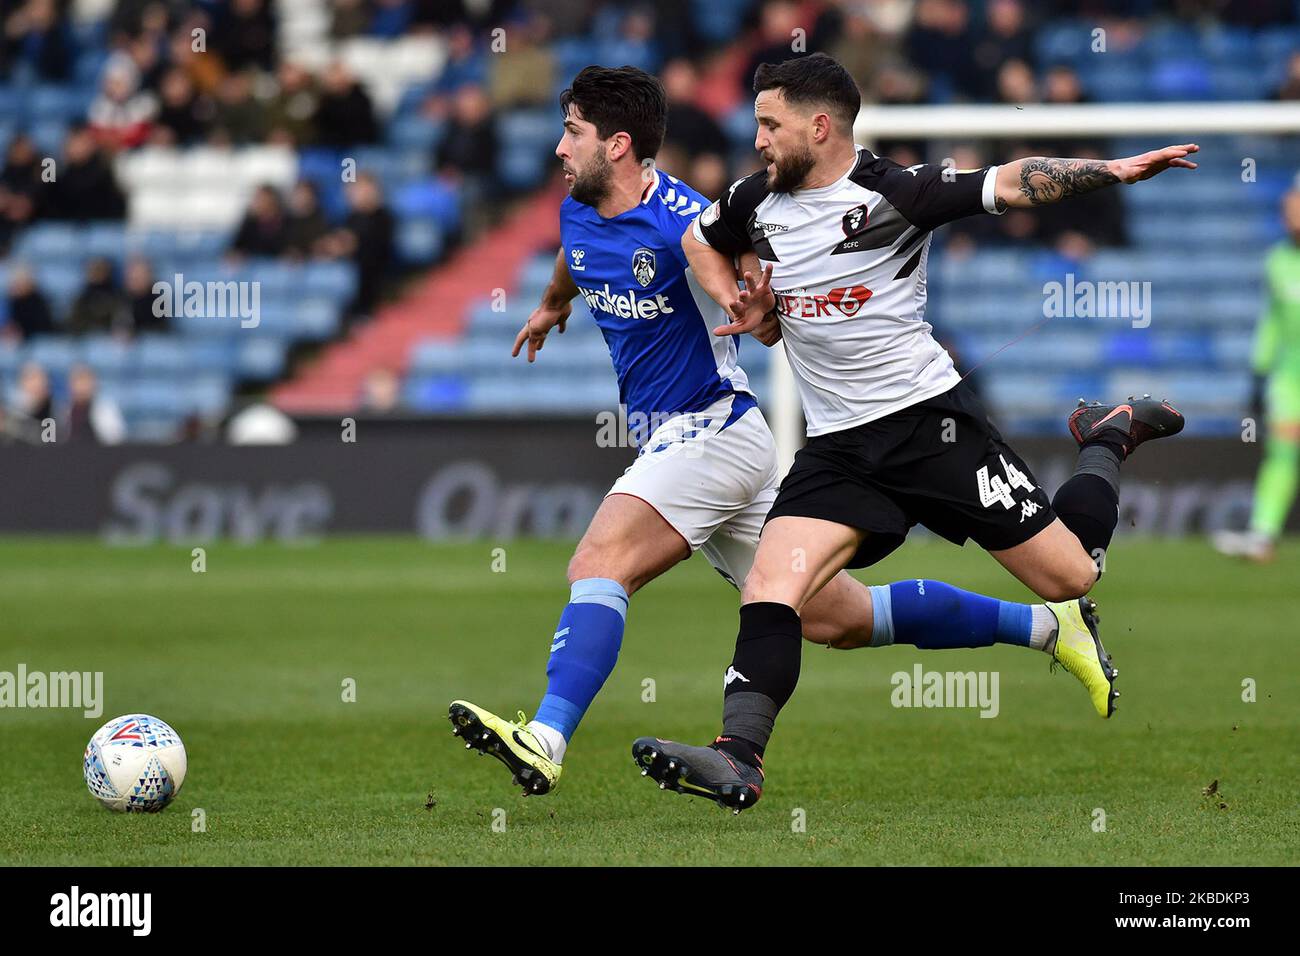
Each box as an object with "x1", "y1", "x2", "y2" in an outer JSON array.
[{"x1": 695, "y1": 147, "x2": 1004, "y2": 436}]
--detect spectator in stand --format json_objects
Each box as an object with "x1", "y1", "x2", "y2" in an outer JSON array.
[
  {"x1": 994, "y1": 58, "x2": 1038, "y2": 105},
  {"x1": 1275, "y1": 52, "x2": 1300, "y2": 101},
  {"x1": 88, "y1": 57, "x2": 159, "y2": 150},
  {"x1": 48, "y1": 126, "x2": 127, "y2": 221},
  {"x1": 370, "y1": 0, "x2": 414, "y2": 38},
  {"x1": 167, "y1": 12, "x2": 225, "y2": 96},
  {"x1": 68, "y1": 257, "x2": 129, "y2": 336},
  {"x1": 428, "y1": 24, "x2": 487, "y2": 103},
  {"x1": 415, "y1": 0, "x2": 516, "y2": 32},
  {"x1": 123, "y1": 256, "x2": 168, "y2": 335},
  {"x1": 315, "y1": 61, "x2": 379, "y2": 146},
  {"x1": 62, "y1": 364, "x2": 127, "y2": 444},
  {"x1": 108, "y1": 0, "x2": 184, "y2": 43},
  {"x1": 264, "y1": 61, "x2": 319, "y2": 147},
  {"x1": 152, "y1": 66, "x2": 211, "y2": 145},
  {"x1": 971, "y1": 0, "x2": 1036, "y2": 100},
  {"x1": 660, "y1": 58, "x2": 728, "y2": 199},
  {"x1": 830, "y1": 7, "x2": 899, "y2": 103},
  {"x1": 321, "y1": 172, "x2": 394, "y2": 318},
  {"x1": 489, "y1": 11, "x2": 555, "y2": 109},
  {"x1": 212, "y1": 69, "x2": 268, "y2": 144},
  {"x1": 331, "y1": 0, "x2": 374, "y2": 39},
  {"x1": 436, "y1": 82, "x2": 497, "y2": 226},
  {"x1": 1, "y1": 0, "x2": 73, "y2": 82},
  {"x1": 284, "y1": 180, "x2": 330, "y2": 259},
  {"x1": 6, "y1": 361, "x2": 53, "y2": 442},
  {"x1": 600, "y1": 7, "x2": 659, "y2": 74},
  {"x1": 905, "y1": 0, "x2": 980, "y2": 101},
  {"x1": 361, "y1": 367, "x2": 402, "y2": 413},
  {"x1": 1, "y1": 134, "x2": 44, "y2": 238},
  {"x1": 1040, "y1": 63, "x2": 1106, "y2": 153},
  {"x1": 121, "y1": 18, "x2": 168, "y2": 91},
  {"x1": 742, "y1": 1, "x2": 834, "y2": 99},
  {"x1": 213, "y1": 0, "x2": 277, "y2": 73},
  {"x1": 229, "y1": 184, "x2": 290, "y2": 259},
  {"x1": 3, "y1": 264, "x2": 54, "y2": 341}
]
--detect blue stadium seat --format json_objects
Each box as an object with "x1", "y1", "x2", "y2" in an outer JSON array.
[
  {"x1": 496, "y1": 109, "x2": 556, "y2": 191},
  {"x1": 395, "y1": 216, "x2": 446, "y2": 264}
]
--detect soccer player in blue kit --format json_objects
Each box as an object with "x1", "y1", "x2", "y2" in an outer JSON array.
[{"x1": 447, "y1": 66, "x2": 1119, "y2": 800}]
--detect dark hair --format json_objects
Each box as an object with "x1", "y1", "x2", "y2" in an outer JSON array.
[
  {"x1": 753, "y1": 53, "x2": 861, "y2": 131},
  {"x1": 560, "y1": 65, "x2": 667, "y2": 162}
]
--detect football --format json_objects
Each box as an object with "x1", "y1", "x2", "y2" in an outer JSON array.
[{"x1": 83, "y1": 714, "x2": 187, "y2": 813}]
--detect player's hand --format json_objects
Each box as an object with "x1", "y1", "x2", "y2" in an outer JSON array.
[
  {"x1": 512, "y1": 300, "x2": 571, "y2": 362},
  {"x1": 713, "y1": 263, "x2": 775, "y2": 337},
  {"x1": 750, "y1": 310, "x2": 783, "y2": 347},
  {"x1": 1111, "y1": 144, "x2": 1199, "y2": 183}
]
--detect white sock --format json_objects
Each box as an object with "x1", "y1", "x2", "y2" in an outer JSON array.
[
  {"x1": 1030, "y1": 605, "x2": 1059, "y2": 654},
  {"x1": 527, "y1": 720, "x2": 567, "y2": 764}
]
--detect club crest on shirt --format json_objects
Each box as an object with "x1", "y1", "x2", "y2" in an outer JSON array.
[
  {"x1": 632, "y1": 247, "x2": 656, "y2": 288},
  {"x1": 842, "y1": 203, "x2": 869, "y2": 237}
]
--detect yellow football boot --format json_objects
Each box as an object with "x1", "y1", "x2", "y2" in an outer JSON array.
[
  {"x1": 1047, "y1": 597, "x2": 1119, "y2": 718},
  {"x1": 448, "y1": 700, "x2": 561, "y2": 795}
]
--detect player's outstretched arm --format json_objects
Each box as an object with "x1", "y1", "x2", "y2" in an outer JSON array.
[
  {"x1": 682, "y1": 228, "x2": 774, "y2": 336},
  {"x1": 512, "y1": 247, "x2": 576, "y2": 363},
  {"x1": 993, "y1": 144, "x2": 1199, "y2": 210}
]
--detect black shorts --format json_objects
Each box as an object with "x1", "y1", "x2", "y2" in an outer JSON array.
[{"x1": 766, "y1": 381, "x2": 1055, "y2": 568}]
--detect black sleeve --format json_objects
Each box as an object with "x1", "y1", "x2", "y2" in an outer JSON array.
[
  {"x1": 859, "y1": 152, "x2": 1002, "y2": 232},
  {"x1": 693, "y1": 171, "x2": 768, "y2": 256}
]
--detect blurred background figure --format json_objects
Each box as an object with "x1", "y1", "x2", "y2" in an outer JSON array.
[
  {"x1": 230, "y1": 184, "x2": 289, "y2": 259},
  {"x1": 68, "y1": 256, "x2": 127, "y2": 336},
  {"x1": 284, "y1": 180, "x2": 329, "y2": 259},
  {"x1": 50, "y1": 125, "x2": 126, "y2": 221},
  {"x1": 322, "y1": 172, "x2": 393, "y2": 320},
  {"x1": 1214, "y1": 186, "x2": 1300, "y2": 562},
  {"x1": 123, "y1": 255, "x2": 167, "y2": 337},
  {"x1": 3, "y1": 360, "x2": 52, "y2": 442},
  {"x1": 62, "y1": 363, "x2": 126, "y2": 444},
  {"x1": 3, "y1": 263, "x2": 54, "y2": 341},
  {"x1": 360, "y1": 366, "x2": 402, "y2": 413}
]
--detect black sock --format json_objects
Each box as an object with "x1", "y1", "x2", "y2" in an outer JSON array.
[
  {"x1": 1053, "y1": 441, "x2": 1121, "y2": 561},
  {"x1": 713, "y1": 602, "x2": 802, "y2": 767}
]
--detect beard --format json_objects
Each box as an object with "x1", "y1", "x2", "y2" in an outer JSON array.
[
  {"x1": 568, "y1": 151, "x2": 614, "y2": 208},
  {"x1": 765, "y1": 142, "x2": 816, "y2": 193}
]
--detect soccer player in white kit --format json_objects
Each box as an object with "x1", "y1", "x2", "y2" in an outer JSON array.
[{"x1": 634, "y1": 53, "x2": 1192, "y2": 812}]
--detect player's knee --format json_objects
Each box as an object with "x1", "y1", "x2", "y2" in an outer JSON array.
[
  {"x1": 567, "y1": 546, "x2": 615, "y2": 588},
  {"x1": 1041, "y1": 557, "x2": 1097, "y2": 602}
]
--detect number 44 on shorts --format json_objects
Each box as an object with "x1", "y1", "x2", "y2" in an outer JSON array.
[{"x1": 976, "y1": 455, "x2": 1037, "y2": 511}]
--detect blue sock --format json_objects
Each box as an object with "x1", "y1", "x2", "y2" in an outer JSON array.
[
  {"x1": 533, "y1": 578, "x2": 629, "y2": 741},
  {"x1": 868, "y1": 579, "x2": 1034, "y2": 649}
]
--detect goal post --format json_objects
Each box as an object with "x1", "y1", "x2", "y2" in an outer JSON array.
[{"x1": 766, "y1": 100, "x2": 1300, "y2": 473}]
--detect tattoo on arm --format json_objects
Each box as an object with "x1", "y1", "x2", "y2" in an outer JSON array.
[{"x1": 1017, "y1": 158, "x2": 1119, "y2": 205}]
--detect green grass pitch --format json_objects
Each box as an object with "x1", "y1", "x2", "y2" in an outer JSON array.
[{"x1": 0, "y1": 535, "x2": 1295, "y2": 866}]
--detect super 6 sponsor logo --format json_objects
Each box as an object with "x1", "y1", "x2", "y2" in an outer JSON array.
[{"x1": 775, "y1": 284, "x2": 873, "y2": 319}]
